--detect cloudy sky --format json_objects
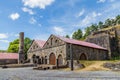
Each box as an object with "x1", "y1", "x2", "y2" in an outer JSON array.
[{"x1": 0, "y1": 0, "x2": 120, "y2": 50}]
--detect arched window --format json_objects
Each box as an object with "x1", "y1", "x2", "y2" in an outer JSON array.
[{"x1": 79, "y1": 53, "x2": 87, "y2": 60}]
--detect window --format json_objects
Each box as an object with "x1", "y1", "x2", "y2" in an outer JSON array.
[
  {"x1": 36, "y1": 46, "x2": 38, "y2": 48},
  {"x1": 55, "y1": 40, "x2": 58, "y2": 43},
  {"x1": 47, "y1": 42, "x2": 49, "y2": 45}
]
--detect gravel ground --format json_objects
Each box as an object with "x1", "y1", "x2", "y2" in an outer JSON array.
[{"x1": 0, "y1": 67, "x2": 120, "y2": 80}]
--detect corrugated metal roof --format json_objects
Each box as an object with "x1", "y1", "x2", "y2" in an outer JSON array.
[
  {"x1": 55, "y1": 35, "x2": 107, "y2": 50},
  {"x1": 0, "y1": 53, "x2": 18, "y2": 59}
]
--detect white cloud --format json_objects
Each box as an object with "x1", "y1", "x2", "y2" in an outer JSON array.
[
  {"x1": 0, "y1": 33, "x2": 8, "y2": 39},
  {"x1": 22, "y1": 7, "x2": 34, "y2": 15},
  {"x1": 29, "y1": 17, "x2": 37, "y2": 24},
  {"x1": 77, "y1": 9, "x2": 85, "y2": 17},
  {"x1": 0, "y1": 40, "x2": 9, "y2": 43},
  {"x1": 52, "y1": 26, "x2": 68, "y2": 36},
  {"x1": 22, "y1": 0, "x2": 54, "y2": 9},
  {"x1": 92, "y1": 12, "x2": 102, "y2": 17},
  {"x1": 14, "y1": 34, "x2": 19, "y2": 37},
  {"x1": 97, "y1": 0, "x2": 106, "y2": 3},
  {"x1": 9, "y1": 13, "x2": 20, "y2": 20},
  {"x1": 75, "y1": 12, "x2": 102, "y2": 27},
  {"x1": 53, "y1": 26, "x2": 64, "y2": 33}
]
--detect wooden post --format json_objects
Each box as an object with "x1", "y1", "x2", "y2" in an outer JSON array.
[{"x1": 70, "y1": 44, "x2": 73, "y2": 71}]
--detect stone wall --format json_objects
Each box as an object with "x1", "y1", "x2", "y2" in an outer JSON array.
[
  {"x1": 86, "y1": 34, "x2": 111, "y2": 58},
  {"x1": 86, "y1": 26, "x2": 120, "y2": 59},
  {"x1": 116, "y1": 28, "x2": 120, "y2": 54},
  {"x1": 66, "y1": 43, "x2": 108, "y2": 60},
  {"x1": 42, "y1": 44, "x2": 67, "y2": 65},
  {"x1": 0, "y1": 59, "x2": 18, "y2": 65}
]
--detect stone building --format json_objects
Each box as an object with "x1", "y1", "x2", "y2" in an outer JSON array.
[
  {"x1": 0, "y1": 53, "x2": 18, "y2": 65},
  {"x1": 27, "y1": 34, "x2": 108, "y2": 66},
  {"x1": 86, "y1": 25, "x2": 120, "y2": 59}
]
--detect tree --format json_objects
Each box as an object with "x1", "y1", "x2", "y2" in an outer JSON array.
[
  {"x1": 24, "y1": 37, "x2": 32, "y2": 59},
  {"x1": 115, "y1": 15, "x2": 120, "y2": 25},
  {"x1": 72, "y1": 29, "x2": 83, "y2": 40},
  {"x1": 98, "y1": 21, "x2": 104, "y2": 29},
  {"x1": 7, "y1": 37, "x2": 32, "y2": 59},
  {"x1": 90, "y1": 24, "x2": 98, "y2": 32},
  {"x1": 83, "y1": 27, "x2": 91, "y2": 39},
  {"x1": 65, "y1": 35, "x2": 70, "y2": 38},
  {"x1": 7, "y1": 39, "x2": 19, "y2": 53},
  {"x1": 104, "y1": 19, "x2": 112, "y2": 27}
]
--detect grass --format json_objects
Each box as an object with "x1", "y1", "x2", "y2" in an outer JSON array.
[
  {"x1": 75, "y1": 60, "x2": 120, "y2": 71},
  {"x1": 60, "y1": 60, "x2": 120, "y2": 71}
]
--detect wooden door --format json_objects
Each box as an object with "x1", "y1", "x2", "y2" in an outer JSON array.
[
  {"x1": 58, "y1": 55, "x2": 63, "y2": 66},
  {"x1": 49, "y1": 53, "x2": 56, "y2": 65}
]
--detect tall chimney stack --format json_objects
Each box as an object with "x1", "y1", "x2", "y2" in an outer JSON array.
[{"x1": 18, "y1": 32, "x2": 24, "y2": 64}]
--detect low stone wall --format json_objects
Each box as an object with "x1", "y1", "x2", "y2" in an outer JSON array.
[{"x1": 0, "y1": 59, "x2": 18, "y2": 65}]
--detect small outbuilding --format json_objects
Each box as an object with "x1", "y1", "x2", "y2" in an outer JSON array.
[{"x1": 0, "y1": 53, "x2": 18, "y2": 65}]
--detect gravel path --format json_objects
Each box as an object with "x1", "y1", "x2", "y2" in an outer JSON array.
[{"x1": 0, "y1": 67, "x2": 120, "y2": 80}]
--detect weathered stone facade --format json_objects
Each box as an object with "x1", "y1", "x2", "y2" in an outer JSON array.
[
  {"x1": 66, "y1": 43, "x2": 108, "y2": 60},
  {"x1": 27, "y1": 34, "x2": 108, "y2": 66},
  {"x1": 86, "y1": 25, "x2": 120, "y2": 59}
]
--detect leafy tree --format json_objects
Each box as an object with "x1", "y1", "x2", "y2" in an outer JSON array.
[
  {"x1": 98, "y1": 21, "x2": 104, "y2": 29},
  {"x1": 83, "y1": 27, "x2": 91, "y2": 38},
  {"x1": 104, "y1": 19, "x2": 112, "y2": 27},
  {"x1": 115, "y1": 15, "x2": 120, "y2": 25},
  {"x1": 24, "y1": 37, "x2": 32, "y2": 59},
  {"x1": 7, "y1": 39, "x2": 19, "y2": 53},
  {"x1": 72, "y1": 29, "x2": 83, "y2": 40},
  {"x1": 65, "y1": 35, "x2": 70, "y2": 38},
  {"x1": 89, "y1": 24, "x2": 98, "y2": 32},
  {"x1": 111, "y1": 19, "x2": 116, "y2": 26},
  {"x1": 7, "y1": 37, "x2": 32, "y2": 59}
]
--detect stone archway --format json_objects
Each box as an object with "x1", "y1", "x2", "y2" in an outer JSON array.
[
  {"x1": 32, "y1": 54, "x2": 36, "y2": 64},
  {"x1": 58, "y1": 54, "x2": 63, "y2": 66},
  {"x1": 79, "y1": 53, "x2": 87, "y2": 60},
  {"x1": 49, "y1": 53, "x2": 56, "y2": 65}
]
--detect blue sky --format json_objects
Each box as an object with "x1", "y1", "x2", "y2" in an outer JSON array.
[{"x1": 0, "y1": 0, "x2": 120, "y2": 50}]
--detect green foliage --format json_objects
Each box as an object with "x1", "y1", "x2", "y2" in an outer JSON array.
[
  {"x1": 83, "y1": 27, "x2": 91, "y2": 38},
  {"x1": 65, "y1": 35, "x2": 70, "y2": 38},
  {"x1": 67, "y1": 15, "x2": 120, "y2": 40},
  {"x1": 7, "y1": 37, "x2": 32, "y2": 59},
  {"x1": 24, "y1": 37, "x2": 32, "y2": 59},
  {"x1": 7, "y1": 39, "x2": 19, "y2": 53},
  {"x1": 82, "y1": 15, "x2": 120, "y2": 39},
  {"x1": 0, "y1": 50, "x2": 7, "y2": 52},
  {"x1": 72, "y1": 29, "x2": 83, "y2": 40},
  {"x1": 98, "y1": 21, "x2": 104, "y2": 29}
]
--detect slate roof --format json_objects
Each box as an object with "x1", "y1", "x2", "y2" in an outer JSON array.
[
  {"x1": 0, "y1": 53, "x2": 18, "y2": 59},
  {"x1": 34, "y1": 40, "x2": 46, "y2": 48},
  {"x1": 55, "y1": 35, "x2": 107, "y2": 50}
]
